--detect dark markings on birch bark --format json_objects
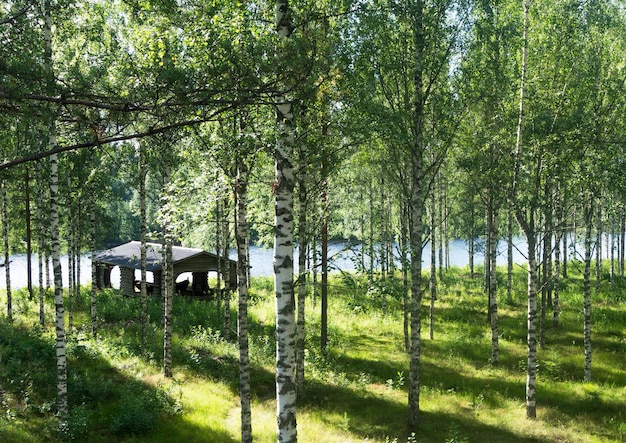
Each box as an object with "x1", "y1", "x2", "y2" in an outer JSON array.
[{"x1": 236, "y1": 164, "x2": 252, "y2": 443}]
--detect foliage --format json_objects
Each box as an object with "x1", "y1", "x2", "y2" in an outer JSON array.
[{"x1": 0, "y1": 262, "x2": 625, "y2": 441}]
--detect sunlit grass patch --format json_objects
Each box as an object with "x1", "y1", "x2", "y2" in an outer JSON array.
[{"x1": 1, "y1": 264, "x2": 626, "y2": 442}]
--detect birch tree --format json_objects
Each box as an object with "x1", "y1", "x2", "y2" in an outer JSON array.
[
  {"x1": 511, "y1": 0, "x2": 537, "y2": 420},
  {"x1": 274, "y1": 0, "x2": 297, "y2": 440},
  {"x1": 236, "y1": 154, "x2": 253, "y2": 443}
]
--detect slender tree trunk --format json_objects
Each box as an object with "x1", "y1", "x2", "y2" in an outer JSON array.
[
  {"x1": 216, "y1": 198, "x2": 223, "y2": 314},
  {"x1": 2, "y1": 180, "x2": 12, "y2": 321},
  {"x1": 438, "y1": 174, "x2": 444, "y2": 280},
  {"x1": 140, "y1": 144, "x2": 148, "y2": 348},
  {"x1": 368, "y1": 180, "x2": 374, "y2": 282},
  {"x1": 488, "y1": 201, "x2": 499, "y2": 364},
  {"x1": 408, "y1": 0, "x2": 426, "y2": 429},
  {"x1": 236, "y1": 161, "x2": 252, "y2": 443},
  {"x1": 25, "y1": 166, "x2": 33, "y2": 300},
  {"x1": 407, "y1": 178, "x2": 425, "y2": 430},
  {"x1": 595, "y1": 205, "x2": 602, "y2": 294},
  {"x1": 553, "y1": 228, "x2": 561, "y2": 329},
  {"x1": 380, "y1": 174, "x2": 387, "y2": 279},
  {"x1": 274, "y1": 2, "x2": 297, "y2": 440},
  {"x1": 90, "y1": 167, "x2": 97, "y2": 336},
  {"x1": 222, "y1": 201, "x2": 231, "y2": 341},
  {"x1": 50, "y1": 149, "x2": 68, "y2": 430},
  {"x1": 562, "y1": 219, "x2": 568, "y2": 278},
  {"x1": 485, "y1": 207, "x2": 491, "y2": 318},
  {"x1": 312, "y1": 231, "x2": 317, "y2": 309},
  {"x1": 67, "y1": 174, "x2": 74, "y2": 334},
  {"x1": 400, "y1": 204, "x2": 410, "y2": 353},
  {"x1": 162, "y1": 165, "x2": 174, "y2": 378},
  {"x1": 513, "y1": 0, "x2": 537, "y2": 420},
  {"x1": 619, "y1": 215, "x2": 626, "y2": 278},
  {"x1": 540, "y1": 186, "x2": 552, "y2": 349},
  {"x1": 37, "y1": 162, "x2": 46, "y2": 327},
  {"x1": 296, "y1": 127, "x2": 308, "y2": 394},
  {"x1": 507, "y1": 210, "x2": 514, "y2": 304},
  {"x1": 320, "y1": 161, "x2": 328, "y2": 353},
  {"x1": 583, "y1": 198, "x2": 593, "y2": 382},
  {"x1": 607, "y1": 219, "x2": 615, "y2": 289},
  {"x1": 524, "y1": 227, "x2": 538, "y2": 419},
  {"x1": 469, "y1": 235, "x2": 474, "y2": 277},
  {"x1": 429, "y1": 181, "x2": 436, "y2": 340},
  {"x1": 444, "y1": 179, "x2": 450, "y2": 270}
]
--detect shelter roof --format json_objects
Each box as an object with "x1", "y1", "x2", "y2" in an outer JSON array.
[{"x1": 94, "y1": 241, "x2": 227, "y2": 272}]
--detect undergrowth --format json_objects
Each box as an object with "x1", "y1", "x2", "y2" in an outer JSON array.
[{"x1": 0, "y1": 262, "x2": 624, "y2": 442}]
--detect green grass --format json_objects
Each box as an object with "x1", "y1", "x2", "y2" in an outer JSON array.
[{"x1": 1, "y1": 262, "x2": 625, "y2": 442}]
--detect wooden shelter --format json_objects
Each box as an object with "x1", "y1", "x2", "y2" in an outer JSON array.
[{"x1": 94, "y1": 241, "x2": 236, "y2": 298}]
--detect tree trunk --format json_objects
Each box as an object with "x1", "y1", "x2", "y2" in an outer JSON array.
[
  {"x1": 320, "y1": 157, "x2": 329, "y2": 353},
  {"x1": 67, "y1": 173, "x2": 74, "y2": 334},
  {"x1": 368, "y1": 180, "x2": 374, "y2": 282},
  {"x1": 140, "y1": 143, "x2": 148, "y2": 348},
  {"x1": 583, "y1": 198, "x2": 593, "y2": 382},
  {"x1": 296, "y1": 127, "x2": 308, "y2": 394},
  {"x1": 235, "y1": 161, "x2": 252, "y2": 443},
  {"x1": 2, "y1": 179, "x2": 12, "y2": 321},
  {"x1": 438, "y1": 173, "x2": 444, "y2": 280},
  {"x1": 408, "y1": 0, "x2": 426, "y2": 429},
  {"x1": 274, "y1": 2, "x2": 297, "y2": 440},
  {"x1": 524, "y1": 227, "x2": 538, "y2": 419},
  {"x1": 488, "y1": 200, "x2": 498, "y2": 364},
  {"x1": 610, "y1": 221, "x2": 615, "y2": 287},
  {"x1": 619, "y1": 215, "x2": 626, "y2": 278},
  {"x1": 513, "y1": 0, "x2": 537, "y2": 420},
  {"x1": 25, "y1": 166, "x2": 33, "y2": 300},
  {"x1": 37, "y1": 162, "x2": 46, "y2": 327},
  {"x1": 90, "y1": 164, "x2": 97, "y2": 336},
  {"x1": 507, "y1": 209, "x2": 514, "y2": 304},
  {"x1": 429, "y1": 179, "x2": 436, "y2": 340},
  {"x1": 469, "y1": 235, "x2": 475, "y2": 278},
  {"x1": 400, "y1": 203, "x2": 410, "y2": 353},
  {"x1": 162, "y1": 165, "x2": 174, "y2": 378},
  {"x1": 595, "y1": 205, "x2": 602, "y2": 293},
  {"x1": 222, "y1": 200, "x2": 231, "y2": 341}
]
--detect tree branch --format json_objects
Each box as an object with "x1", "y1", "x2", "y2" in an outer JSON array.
[{"x1": 0, "y1": 104, "x2": 237, "y2": 171}]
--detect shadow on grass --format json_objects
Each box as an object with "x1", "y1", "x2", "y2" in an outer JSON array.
[
  {"x1": 299, "y1": 375, "x2": 548, "y2": 442},
  {"x1": 0, "y1": 318, "x2": 237, "y2": 443}
]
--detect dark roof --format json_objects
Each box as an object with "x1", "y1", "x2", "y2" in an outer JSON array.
[{"x1": 94, "y1": 241, "x2": 225, "y2": 272}]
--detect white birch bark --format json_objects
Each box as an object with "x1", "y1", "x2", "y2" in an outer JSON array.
[
  {"x1": 37, "y1": 162, "x2": 46, "y2": 327},
  {"x1": 162, "y1": 164, "x2": 174, "y2": 378},
  {"x1": 236, "y1": 162, "x2": 252, "y2": 443},
  {"x1": 140, "y1": 144, "x2": 148, "y2": 349},
  {"x1": 67, "y1": 174, "x2": 74, "y2": 334},
  {"x1": 43, "y1": 0, "x2": 68, "y2": 427},
  {"x1": 583, "y1": 199, "x2": 593, "y2": 382},
  {"x1": 296, "y1": 129, "x2": 308, "y2": 394},
  {"x1": 407, "y1": 0, "x2": 426, "y2": 429},
  {"x1": 275, "y1": 2, "x2": 297, "y2": 440},
  {"x1": 223, "y1": 204, "x2": 231, "y2": 341},
  {"x1": 525, "y1": 230, "x2": 538, "y2": 418},
  {"x1": 512, "y1": 0, "x2": 537, "y2": 420},
  {"x1": 429, "y1": 183, "x2": 436, "y2": 341},
  {"x1": 488, "y1": 203, "x2": 499, "y2": 364},
  {"x1": 90, "y1": 175, "x2": 97, "y2": 336}
]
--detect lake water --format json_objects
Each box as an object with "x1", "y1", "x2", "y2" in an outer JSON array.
[{"x1": 0, "y1": 238, "x2": 529, "y2": 290}]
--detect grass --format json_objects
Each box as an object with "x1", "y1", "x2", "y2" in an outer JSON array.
[{"x1": 0, "y1": 262, "x2": 625, "y2": 442}]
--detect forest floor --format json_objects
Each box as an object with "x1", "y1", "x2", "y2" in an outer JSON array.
[{"x1": 0, "y1": 263, "x2": 625, "y2": 442}]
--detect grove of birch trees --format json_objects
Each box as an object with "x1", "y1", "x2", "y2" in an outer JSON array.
[{"x1": 2, "y1": 0, "x2": 626, "y2": 440}]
